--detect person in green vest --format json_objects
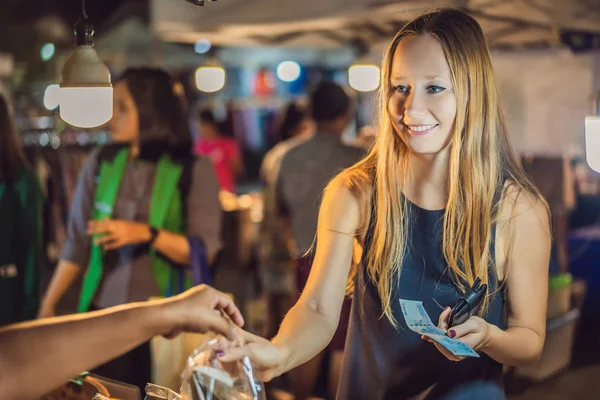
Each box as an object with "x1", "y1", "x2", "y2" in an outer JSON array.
[
  {"x1": 0, "y1": 94, "x2": 43, "y2": 328},
  {"x1": 39, "y1": 68, "x2": 223, "y2": 390}
]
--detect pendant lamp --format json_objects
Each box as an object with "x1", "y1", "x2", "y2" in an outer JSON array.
[{"x1": 59, "y1": 0, "x2": 112, "y2": 128}]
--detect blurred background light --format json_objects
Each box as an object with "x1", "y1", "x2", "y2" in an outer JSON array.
[
  {"x1": 195, "y1": 66, "x2": 226, "y2": 92},
  {"x1": 348, "y1": 64, "x2": 380, "y2": 92},
  {"x1": 277, "y1": 61, "x2": 301, "y2": 82}
]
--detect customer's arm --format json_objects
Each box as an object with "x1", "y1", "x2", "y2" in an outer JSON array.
[{"x1": 0, "y1": 285, "x2": 243, "y2": 400}]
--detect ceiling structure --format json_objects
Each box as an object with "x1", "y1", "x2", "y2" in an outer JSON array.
[{"x1": 151, "y1": 0, "x2": 600, "y2": 51}]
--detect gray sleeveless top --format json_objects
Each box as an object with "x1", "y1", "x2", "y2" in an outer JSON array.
[{"x1": 337, "y1": 197, "x2": 507, "y2": 400}]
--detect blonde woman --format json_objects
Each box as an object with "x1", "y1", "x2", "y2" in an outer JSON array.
[{"x1": 220, "y1": 9, "x2": 551, "y2": 399}]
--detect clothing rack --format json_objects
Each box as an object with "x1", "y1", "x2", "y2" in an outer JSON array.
[{"x1": 20, "y1": 129, "x2": 111, "y2": 149}]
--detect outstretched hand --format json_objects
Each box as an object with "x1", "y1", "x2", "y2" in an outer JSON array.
[
  {"x1": 216, "y1": 330, "x2": 289, "y2": 382},
  {"x1": 159, "y1": 284, "x2": 245, "y2": 341}
]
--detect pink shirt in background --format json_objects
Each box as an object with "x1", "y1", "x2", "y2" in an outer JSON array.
[{"x1": 194, "y1": 138, "x2": 240, "y2": 193}]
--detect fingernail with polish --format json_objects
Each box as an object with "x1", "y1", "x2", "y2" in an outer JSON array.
[
  {"x1": 215, "y1": 350, "x2": 225, "y2": 357},
  {"x1": 449, "y1": 330, "x2": 456, "y2": 338}
]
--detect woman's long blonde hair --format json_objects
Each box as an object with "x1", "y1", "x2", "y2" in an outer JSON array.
[{"x1": 337, "y1": 8, "x2": 547, "y2": 327}]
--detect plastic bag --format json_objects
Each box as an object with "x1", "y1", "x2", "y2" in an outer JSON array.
[
  {"x1": 151, "y1": 329, "x2": 211, "y2": 390},
  {"x1": 180, "y1": 333, "x2": 266, "y2": 400},
  {"x1": 144, "y1": 383, "x2": 182, "y2": 400}
]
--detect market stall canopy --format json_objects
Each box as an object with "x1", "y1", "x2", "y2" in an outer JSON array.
[
  {"x1": 94, "y1": 2, "x2": 357, "y2": 69},
  {"x1": 151, "y1": 0, "x2": 600, "y2": 50},
  {"x1": 91, "y1": 1, "x2": 210, "y2": 71}
]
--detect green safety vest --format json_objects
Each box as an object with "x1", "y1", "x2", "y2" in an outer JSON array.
[{"x1": 78, "y1": 147, "x2": 191, "y2": 312}]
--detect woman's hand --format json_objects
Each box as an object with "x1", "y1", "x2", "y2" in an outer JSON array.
[
  {"x1": 87, "y1": 219, "x2": 152, "y2": 250},
  {"x1": 422, "y1": 306, "x2": 491, "y2": 362},
  {"x1": 217, "y1": 331, "x2": 290, "y2": 382}
]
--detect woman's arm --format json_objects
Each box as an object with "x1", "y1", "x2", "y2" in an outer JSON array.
[
  {"x1": 39, "y1": 149, "x2": 99, "y2": 317},
  {"x1": 89, "y1": 157, "x2": 222, "y2": 265},
  {"x1": 0, "y1": 285, "x2": 243, "y2": 400},
  {"x1": 444, "y1": 189, "x2": 551, "y2": 366},
  {"x1": 272, "y1": 180, "x2": 360, "y2": 370},
  {"x1": 151, "y1": 229, "x2": 191, "y2": 264},
  {"x1": 481, "y1": 190, "x2": 551, "y2": 366},
  {"x1": 152, "y1": 155, "x2": 223, "y2": 264},
  {"x1": 38, "y1": 260, "x2": 83, "y2": 318},
  {"x1": 185, "y1": 156, "x2": 223, "y2": 263},
  {"x1": 148, "y1": 156, "x2": 222, "y2": 264},
  {"x1": 220, "y1": 177, "x2": 361, "y2": 380}
]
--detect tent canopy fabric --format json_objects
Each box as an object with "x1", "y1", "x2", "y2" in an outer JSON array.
[{"x1": 151, "y1": 0, "x2": 600, "y2": 49}]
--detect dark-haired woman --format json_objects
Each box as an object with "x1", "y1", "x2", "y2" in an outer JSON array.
[
  {"x1": 39, "y1": 68, "x2": 222, "y2": 389},
  {"x1": 0, "y1": 95, "x2": 43, "y2": 328}
]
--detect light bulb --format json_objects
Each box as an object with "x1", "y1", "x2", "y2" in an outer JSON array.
[
  {"x1": 43, "y1": 84, "x2": 60, "y2": 110},
  {"x1": 195, "y1": 66, "x2": 225, "y2": 93},
  {"x1": 59, "y1": 16, "x2": 113, "y2": 128},
  {"x1": 59, "y1": 87, "x2": 113, "y2": 128},
  {"x1": 348, "y1": 64, "x2": 380, "y2": 92},
  {"x1": 585, "y1": 116, "x2": 600, "y2": 172}
]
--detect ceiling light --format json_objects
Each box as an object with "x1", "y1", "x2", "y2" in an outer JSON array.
[
  {"x1": 348, "y1": 64, "x2": 380, "y2": 92},
  {"x1": 59, "y1": 2, "x2": 112, "y2": 128},
  {"x1": 277, "y1": 61, "x2": 301, "y2": 82}
]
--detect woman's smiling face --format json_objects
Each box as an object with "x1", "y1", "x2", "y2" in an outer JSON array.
[{"x1": 388, "y1": 34, "x2": 457, "y2": 154}]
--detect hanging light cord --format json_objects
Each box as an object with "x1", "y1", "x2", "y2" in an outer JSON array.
[{"x1": 82, "y1": 0, "x2": 88, "y2": 18}]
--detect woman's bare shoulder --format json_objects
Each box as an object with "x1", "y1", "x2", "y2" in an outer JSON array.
[
  {"x1": 320, "y1": 170, "x2": 373, "y2": 237},
  {"x1": 499, "y1": 180, "x2": 548, "y2": 221}
]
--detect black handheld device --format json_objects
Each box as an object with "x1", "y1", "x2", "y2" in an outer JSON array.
[{"x1": 448, "y1": 277, "x2": 487, "y2": 327}]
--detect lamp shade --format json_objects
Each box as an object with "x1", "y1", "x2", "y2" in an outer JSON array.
[
  {"x1": 195, "y1": 66, "x2": 226, "y2": 93},
  {"x1": 59, "y1": 18, "x2": 113, "y2": 128},
  {"x1": 586, "y1": 116, "x2": 600, "y2": 173},
  {"x1": 348, "y1": 64, "x2": 380, "y2": 92},
  {"x1": 59, "y1": 86, "x2": 112, "y2": 128}
]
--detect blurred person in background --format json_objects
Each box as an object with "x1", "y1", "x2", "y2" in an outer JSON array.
[
  {"x1": 270, "y1": 82, "x2": 365, "y2": 400},
  {"x1": 195, "y1": 108, "x2": 243, "y2": 193},
  {"x1": 0, "y1": 94, "x2": 43, "y2": 328},
  {"x1": 220, "y1": 9, "x2": 550, "y2": 400},
  {"x1": 259, "y1": 101, "x2": 312, "y2": 340},
  {"x1": 39, "y1": 68, "x2": 222, "y2": 390},
  {"x1": 570, "y1": 158, "x2": 600, "y2": 229},
  {"x1": 261, "y1": 101, "x2": 313, "y2": 185},
  {"x1": 352, "y1": 125, "x2": 377, "y2": 150}
]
